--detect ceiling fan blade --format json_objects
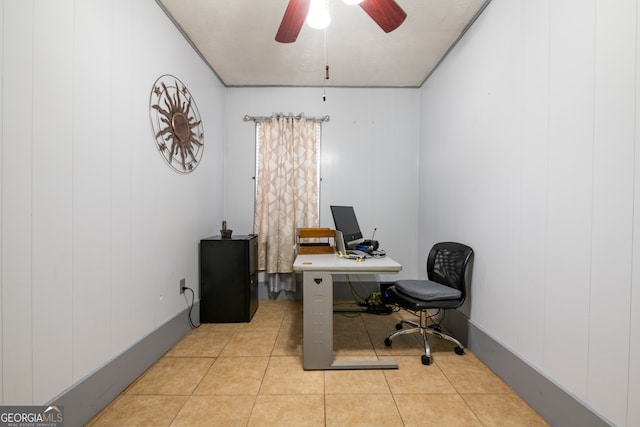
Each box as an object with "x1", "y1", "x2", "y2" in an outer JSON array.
[
  {"x1": 359, "y1": 0, "x2": 407, "y2": 33},
  {"x1": 275, "y1": 0, "x2": 311, "y2": 43}
]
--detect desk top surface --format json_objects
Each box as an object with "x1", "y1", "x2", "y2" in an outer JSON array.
[{"x1": 293, "y1": 253, "x2": 402, "y2": 273}]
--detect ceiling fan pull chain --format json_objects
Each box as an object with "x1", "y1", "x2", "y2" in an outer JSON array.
[
  {"x1": 323, "y1": 27, "x2": 329, "y2": 101},
  {"x1": 323, "y1": 65, "x2": 329, "y2": 101}
]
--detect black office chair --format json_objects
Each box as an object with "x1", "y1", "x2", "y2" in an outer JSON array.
[{"x1": 383, "y1": 242, "x2": 474, "y2": 365}]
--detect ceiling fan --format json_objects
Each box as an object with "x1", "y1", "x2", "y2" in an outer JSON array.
[{"x1": 275, "y1": 0, "x2": 407, "y2": 43}]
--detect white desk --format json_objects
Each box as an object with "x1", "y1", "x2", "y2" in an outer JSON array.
[{"x1": 293, "y1": 253, "x2": 402, "y2": 370}]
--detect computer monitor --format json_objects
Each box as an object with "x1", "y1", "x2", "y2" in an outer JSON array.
[{"x1": 330, "y1": 205, "x2": 364, "y2": 249}]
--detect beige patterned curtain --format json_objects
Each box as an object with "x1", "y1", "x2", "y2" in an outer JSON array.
[{"x1": 254, "y1": 115, "x2": 320, "y2": 284}]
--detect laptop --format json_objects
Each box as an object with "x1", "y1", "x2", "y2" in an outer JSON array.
[{"x1": 335, "y1": 230, "x2": 368, "y2": 258}]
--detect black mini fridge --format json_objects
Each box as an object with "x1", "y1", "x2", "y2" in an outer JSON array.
[{"x1": 199, "y1": 234, "x2": 258, "y2": 323}]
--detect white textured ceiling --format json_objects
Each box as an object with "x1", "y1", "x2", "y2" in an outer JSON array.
[{"x1": 157, "y1": 0, "x2": 490, "y2": 88}]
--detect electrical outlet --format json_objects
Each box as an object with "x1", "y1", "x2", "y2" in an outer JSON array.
[{"x1": 179, "y1": 278, "x2": 186, "y2": 294}]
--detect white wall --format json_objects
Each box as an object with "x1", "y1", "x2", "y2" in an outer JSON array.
[
  {"x1": 224, "y1": 87, "x2": 421, "y2": 283},
  {"x1": 420, "y1": 0, "x2": 639, "y2": 425},
  {"x1": 0, "y1": 0, "x2": 225, "y2": 405}
]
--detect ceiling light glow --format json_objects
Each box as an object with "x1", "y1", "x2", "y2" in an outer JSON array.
[{"x1": 306, "y1": 0, "x2": 331, "y2": 29}]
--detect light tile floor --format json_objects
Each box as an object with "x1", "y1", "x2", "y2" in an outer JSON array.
[{"x1": 87, "y1": 300, "x2": 549, "y2": 426}]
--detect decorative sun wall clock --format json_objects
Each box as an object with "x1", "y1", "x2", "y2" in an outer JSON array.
[{"x1": 149, "y1": 74, "x2": 204, "y2": 174}]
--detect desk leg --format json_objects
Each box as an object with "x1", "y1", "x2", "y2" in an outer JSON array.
[
  {"x1": 303, "y1": 271, "x2": 334, "y2": 369},
  {"x1": 302, "y1": 271, "x2": 398, "y2": 370}
]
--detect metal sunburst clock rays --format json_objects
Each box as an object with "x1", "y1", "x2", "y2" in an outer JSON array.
[{"x1": 149, "y1": 74, "x2": 204, "y2": 174}]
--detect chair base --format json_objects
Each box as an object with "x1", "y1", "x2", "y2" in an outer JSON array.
[{"x1": 384, "y1": 310, "x2": 465, "y2": 365}]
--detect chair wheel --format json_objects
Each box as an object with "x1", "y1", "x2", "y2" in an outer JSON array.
[
  {"x1": 454, "y1": 346, "x2": 465, "y2": 355},
  {"x1": 395, "y1": 323, "x2": 403, "y2": 330},
  {"x1": 384, "y1": 337, "x2": 392, "y2": 347},
  {"x1": 421, "y1": 355, "x2": 431, "y2": 365}
]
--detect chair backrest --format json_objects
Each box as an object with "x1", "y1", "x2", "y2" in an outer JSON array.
[{"x1": 427, "y1": 242, "x2": 474, "y2": 303}]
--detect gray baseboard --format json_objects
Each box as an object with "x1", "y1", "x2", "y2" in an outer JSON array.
[
  {"x1": 48, "y1": 302, "x2": 199, "y2": 427},
  {"x1": 443, "y1": 310, "x2": 613, "y2": 427}
]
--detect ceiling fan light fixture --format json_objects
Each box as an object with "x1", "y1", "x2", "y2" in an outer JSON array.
[
  {"x1": 306, "y1": 0, "x2": 331, "y2": 29},
  {"x1": 343, "y1": 0, "x2": 365, "y2": 5}
]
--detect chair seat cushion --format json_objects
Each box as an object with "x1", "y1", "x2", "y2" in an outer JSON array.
[{"x1": 395, "y1": 280, "x2": 462, "y2": 301}]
